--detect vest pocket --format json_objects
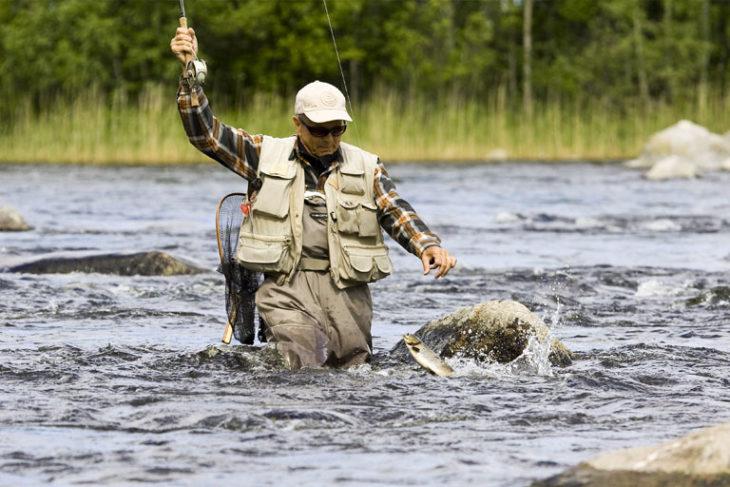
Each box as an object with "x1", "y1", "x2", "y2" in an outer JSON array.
[
  {"x1": 336, "y1": 200, "x2": 380, "y2": 238},
  {"x1": 250, "y1": 174, "x2": 293, "y2": 241},
  {"x1": 339, "y1": 168, "x2": 366, "y2": 196},
  {"x1": 236, "y1": 232, "x2": 290, "y2": 270},
  {"x1": 338, "y1": 243, "x2": 393, "y2": 282},
  {"x1": 253, "y1": 176, "x2": 292, "y2": 218},
  {"x1": 358, "y1": 202, "x2": 379, "y2": 237},
  {"x1": 336, "y1": 200, "x2": 360, "y2": 234}
]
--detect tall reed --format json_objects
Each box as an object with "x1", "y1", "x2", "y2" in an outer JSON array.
[{"x1": 1, "y1": 84, "x2": 729, "y2": 164}]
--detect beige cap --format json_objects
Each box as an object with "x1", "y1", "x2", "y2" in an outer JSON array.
[{"x1": 294, "y1": 81, "x2": 352, "y2": 123}]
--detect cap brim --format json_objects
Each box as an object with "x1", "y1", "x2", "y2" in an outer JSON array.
[{"x1": 303, "y1": 109, "x2": 352, "y2": 124}]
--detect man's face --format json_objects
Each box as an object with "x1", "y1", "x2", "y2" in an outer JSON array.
[{"x1": 293, "y1": 115, "x2": 347, "y2": 157}]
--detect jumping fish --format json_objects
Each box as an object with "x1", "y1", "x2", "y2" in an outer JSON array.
[{"x1": 403, "y1": 334, "x2": 454, "y2": 377}]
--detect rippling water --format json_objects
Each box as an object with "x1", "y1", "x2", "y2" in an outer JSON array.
[{"x1": 1, "y1": 163, "x2": 729, "y2": 486}]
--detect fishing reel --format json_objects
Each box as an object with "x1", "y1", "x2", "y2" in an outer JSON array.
[{"x1": 184, "y1": 58, "x2": 207, "y2": 86}]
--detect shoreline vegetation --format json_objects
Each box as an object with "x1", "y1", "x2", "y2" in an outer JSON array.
[{"x1": 1, "y1": 85, "x2": 729, "y2": 165}]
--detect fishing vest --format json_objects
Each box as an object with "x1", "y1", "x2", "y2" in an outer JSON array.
[{"x1": 235, "y1": 136, "x2": 393, "y2": 289}]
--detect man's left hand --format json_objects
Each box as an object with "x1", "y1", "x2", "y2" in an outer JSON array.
[{"x1": 420, "y1": 246, "x2": 457, "y2": 279}]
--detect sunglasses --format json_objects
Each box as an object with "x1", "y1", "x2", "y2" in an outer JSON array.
[{"x1": 299, "y1": 117, "x2": 347, "y2": 138}]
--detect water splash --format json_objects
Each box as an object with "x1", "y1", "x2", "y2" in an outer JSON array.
[{"x1": 446, "y1": 335, "x2": 555, "y2": 379}]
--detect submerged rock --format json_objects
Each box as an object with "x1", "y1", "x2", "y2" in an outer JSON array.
[
  {"x1": 390, "y1": 300, "x2": 572, "y2": 367},
  {"x1": 7, "y1": 251, "x2": 205, "y2": 276},
  {"x1": 0, "y1": 206, "x2": 32, "y2": 231},
  {"x1": 193, "y1": 345, "x2": 285, "y2": 370},
  {"x1": 534, "y1": 422, "x2": 730, "y2": 486},
  {"x1": 686, "y1": 286, "x2": 730, "y2": 307},
  {"x1": 626, "y1": 120, "x2": 730, "y2": 180}
]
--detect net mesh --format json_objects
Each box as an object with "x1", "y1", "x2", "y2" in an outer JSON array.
[{"x1": 216, "y1": 193, "x2": 267, "y2": 344}]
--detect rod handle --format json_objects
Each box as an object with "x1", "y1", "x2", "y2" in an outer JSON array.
[{"x1": 178, "y1": 17, "x2": 192, "y2": 72}]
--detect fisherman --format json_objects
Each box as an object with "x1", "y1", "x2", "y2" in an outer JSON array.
[{"x1": 170, "y1": 27, "x2": 457, "y2": 369}]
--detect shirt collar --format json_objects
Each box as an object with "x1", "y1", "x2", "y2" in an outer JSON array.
[{"x1": 290, "y1": 137, "x2": 343, "y2": 170}]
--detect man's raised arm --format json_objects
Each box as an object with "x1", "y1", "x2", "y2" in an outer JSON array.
[{"x1": 171, "y1": 26, "x2": 260, "y2": 181}]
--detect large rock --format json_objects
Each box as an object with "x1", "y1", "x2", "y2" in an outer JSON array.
[
  {"x1": 626, "y1": 120, "x2": 730, "y2": 180},
  {"x1": 0, "y1": 206, "x2": 32, "y2": 231},
  {"x1": 7, "y1": 251, "x2": 205, "y2": 276},
  {"x1": 390, "y1": 300, "x2": 572, "y2": 366},
  {"x1": 644, "y1": 155, "x2": 698, "y2": 180},
  {"x1": 534, "y1": 422, "x2": 730, "y2": 486}
]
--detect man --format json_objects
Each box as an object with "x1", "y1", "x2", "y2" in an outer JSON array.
[{"x1": 171, "y1": 27, "x2": 456, "y2": 369}]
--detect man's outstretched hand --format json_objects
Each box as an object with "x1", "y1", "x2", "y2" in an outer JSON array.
[{"x1": 420, "y1": 246, "x2": 457, "y2": 279}]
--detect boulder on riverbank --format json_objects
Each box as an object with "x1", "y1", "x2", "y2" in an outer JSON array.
[
  {"x1": 626, "y1": 120, "x2": 730, "y2": 180},
  {"x1": 390, "y1": 300, "x2": 572, "y2": 366},
  {"x1": 533, "y1": 422, "x2": 730, "y2": 486},
  {"x1": 0, "y1": 206, "x2": 32, "y2": 231},
  {"x1": 7, "y1": 251, "x2": 205, "y2": 276}
]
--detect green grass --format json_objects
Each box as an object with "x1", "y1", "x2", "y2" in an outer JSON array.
[{"x1": 1, "y1": 84, "x2": 729, "y2": 164}]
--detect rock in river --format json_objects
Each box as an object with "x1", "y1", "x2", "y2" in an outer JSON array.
[
  {"x1": 390, "y1": 300, "x2": 572, "y2": 366},
  {"x1": 625, "y1": 120, "x2": 730, "y2": 180},
  {"x1": 0, "y1": 206, "x2": 32, "y2": 231},
  {"x1": 533, "y1": 422, "x2": 730, "y2": 486},
  {"x1": 7, "y1": 251, "x2": 205, "y2": 276}
]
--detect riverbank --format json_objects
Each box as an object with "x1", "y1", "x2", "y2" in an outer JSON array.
[{"x1": 2, "y1": 85, "x2": 729, "y2": 164}]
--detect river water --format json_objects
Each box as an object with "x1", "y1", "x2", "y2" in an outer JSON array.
[{"x1": 1, "y1": 162, "x2": 729, "y2": 486}]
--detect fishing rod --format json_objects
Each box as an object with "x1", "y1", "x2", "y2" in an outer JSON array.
[
  {"x1": 322, "y1": 0, "x2": 353, "y2": 119},
  {"x1": 178, "y1": 0, "x2": 207, "y2": 106},
  {"x1": 322, "y1": 0, "x2": 360, "y2": 143}
]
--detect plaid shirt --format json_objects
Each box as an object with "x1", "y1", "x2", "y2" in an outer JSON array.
[{"x1": 177, "y1": 84, "x2": 441, "y2": 257}]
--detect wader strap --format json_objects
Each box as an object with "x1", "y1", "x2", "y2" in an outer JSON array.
[{"x1": 298, "y1": 257, "x2": 330, "y2": 271}]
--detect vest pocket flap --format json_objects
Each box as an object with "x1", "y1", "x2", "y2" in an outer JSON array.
[
  {"x1": 253, "y1": 177, "x2": 292, "y2": 218},
  {"x1": 338, "y1": 200, "x2": 359, "y2": 210},
  {"x1": 339, "y1": 167, "x2": 365, "y2": 176},
  {"x1": 260, "y1": 161, "x2": 297, "y2": 179},
  {"x1": 349, "y1": 253, "x2": 375, "y2": 273},
  {"x1": 374, "y1": 254, "x2": 392, "y2": 273},
  {"x1": 342, "y1": 244, "x2": 390, "y2": 270},
  {"x1": 339, "y1": 170, "x2": 366, "y2": 195}
]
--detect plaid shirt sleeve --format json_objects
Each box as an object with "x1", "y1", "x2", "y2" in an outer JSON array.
[
  {"x1": 177, "y1": 83, "x2": 262, "y2": 181},
  {"x1": 374, "y1": 161, "x2": 441, "y2": 257}
]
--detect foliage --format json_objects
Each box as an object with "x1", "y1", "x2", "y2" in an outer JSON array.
[{"x1": 1, "y1": 0, "x2": 728, "y2": 107}]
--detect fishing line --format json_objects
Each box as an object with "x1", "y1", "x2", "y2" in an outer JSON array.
[{"x1": 322, "y1": 0, "x2": 358, "y2": 140}]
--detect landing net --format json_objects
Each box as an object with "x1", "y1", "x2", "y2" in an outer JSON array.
[{"x1": 215, "y1": 192, "x2": 266, "y2": 344}]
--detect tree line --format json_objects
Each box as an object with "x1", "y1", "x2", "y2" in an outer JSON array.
[{"x1": 1, "y1": 0, "x2": 728, "y2": 117}]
